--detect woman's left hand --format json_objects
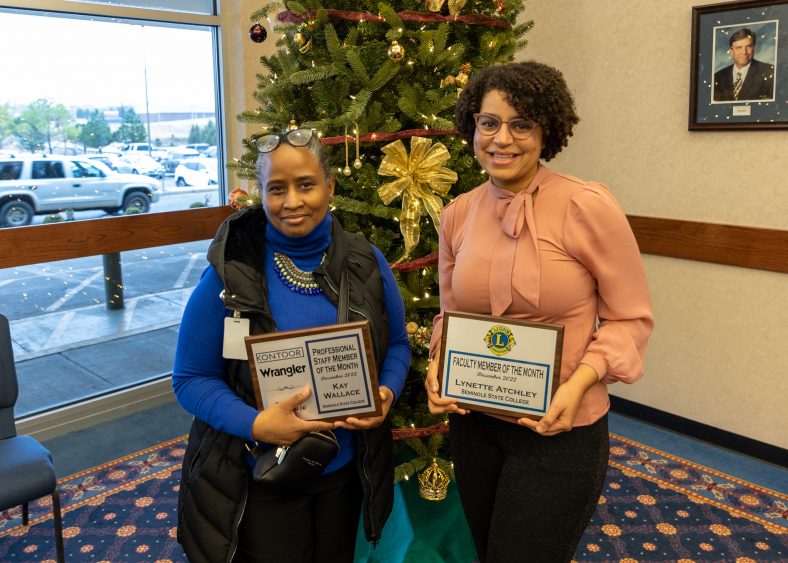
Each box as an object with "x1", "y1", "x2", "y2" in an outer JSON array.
[
  {"x1": 518, "y1": 364, "x2": 598, "y2": 436},
  {"x1": 334, "y1": 386, "x2": 394, "y2": 430}
]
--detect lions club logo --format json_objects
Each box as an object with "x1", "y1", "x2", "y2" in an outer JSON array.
[{"x1": 484, "y1": 325, "x2": 516, "y2": 357}]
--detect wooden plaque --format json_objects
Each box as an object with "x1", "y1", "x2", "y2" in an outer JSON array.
[
  {"x1": 245, "y1": 321, "x2": 381, "y2": 422},
  {"x1": 438, "y1": 311, "x2": 563, "y2": 420}
]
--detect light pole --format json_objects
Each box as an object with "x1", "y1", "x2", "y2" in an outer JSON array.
[{"x1": 142, "y1": 26, "x2": 153, "y2": 156}]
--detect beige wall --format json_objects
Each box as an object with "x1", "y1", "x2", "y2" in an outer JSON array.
[
  {"x1": 522, "y1": 1, "x2": 787, "y2": 448},
  {"x1": 223, "y1": 1, "x2": 787, "y2": 448},
  {"x1": 220, "y1": 0, "x2": 282, "y2": 190}
]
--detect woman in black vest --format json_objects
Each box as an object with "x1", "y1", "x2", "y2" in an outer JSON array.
[{"x1": 173, "y1": 128, "x2": 411, "y2": 562}]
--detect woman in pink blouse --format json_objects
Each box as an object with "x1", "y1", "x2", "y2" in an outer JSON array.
[{"x1": 425, "y1": 61, "x2": 654, "y2": 562}]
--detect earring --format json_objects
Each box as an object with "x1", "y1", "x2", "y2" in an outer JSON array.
[
  {"x1": 343, "y1": 125, "x2": 352, "y2": 176},
  {"x1": 353, "y1": 123, "x2": 362, "y2": 169}
]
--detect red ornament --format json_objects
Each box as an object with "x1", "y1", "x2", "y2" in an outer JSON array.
[
  {"x1": 229, "y1": 188, "x2": 248, "y2": 209},
  {"x1": 248, "y1": 22, "x2": 268, "y2": 43}
]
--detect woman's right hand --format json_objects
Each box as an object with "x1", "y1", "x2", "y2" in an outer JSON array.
[
  {"x1": 251, "y1": 386, "x2": 334, "y2": 445},
  {"x1": 425, "y1": 356, "x2": 468, "y2": 415}
]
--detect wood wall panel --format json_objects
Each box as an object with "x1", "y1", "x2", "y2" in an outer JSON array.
[
  {"x1": 628, "y1": 216, "x2": 788, "y2": 274},
  {"x1": 0, "y1": 207, "x2": 233, "y2": 269},
  {"x1": 0, "y1": 209, "x2": 785, "y2": 274}
]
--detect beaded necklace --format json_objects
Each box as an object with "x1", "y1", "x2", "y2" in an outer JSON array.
[{"x1": 273, "y1": 252, "x2": 322, "y2": 295}]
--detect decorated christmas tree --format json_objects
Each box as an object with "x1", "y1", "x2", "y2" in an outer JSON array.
[{"x1": 234, "y1": 0, "x2": 531, "y2": 492}]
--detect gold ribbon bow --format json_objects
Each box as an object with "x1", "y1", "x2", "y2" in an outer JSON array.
[{"x1": 377, "y1": 136, "x2": 457, "y2": 258}]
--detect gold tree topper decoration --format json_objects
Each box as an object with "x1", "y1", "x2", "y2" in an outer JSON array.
[
  {"x1": 419, "y1": 459, "x2": 450, "y2": 501},
  {"x1": 377, "y1": 136, "x2": 457, "y2": 258}
]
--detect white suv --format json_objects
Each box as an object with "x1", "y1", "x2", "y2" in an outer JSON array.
[
  {"x1": 121, "y1": 143, "x2": 168, "y2": 161},
  {"x1": 0, "y1": 156, "x2": 161, "y2": 227}
]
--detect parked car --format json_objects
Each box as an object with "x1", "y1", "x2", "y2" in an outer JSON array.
[
  {"x1": 0, "y1": 156, "x2": 161, "y2": 227},
  {"x1": 174, "y1": 158, "x2": 218, "y2": 187},
  {"x1": 121, "y1": 143, "x2": 168, "y2": 161},
  {"x1": 163, "y1": 147, "x2": 200, "y2": 173},
  {"x1": 185, "y1": 143, "x2": 210, "y2": 154},
  {"x1": 204, "y1": 145, "x2": 217, "y2": 158},
  {"x1": 123, "y1": 153, "x2": 165, "y2": 179},
  {"x1": 85, "y1": 154, "x2": 134, "y2": 174}
]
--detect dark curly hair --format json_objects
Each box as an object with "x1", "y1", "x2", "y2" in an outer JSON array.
[{"x1": 455, "y1": 61, "x2": 579, "y2": 161}]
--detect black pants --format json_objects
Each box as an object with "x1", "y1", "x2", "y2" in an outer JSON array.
[
  {"x1": 233, "y1": 463, "x2": 362, "y2": 562},
  {"x1": 449, "y1": 412, "x2": 609, "y2": 563}
]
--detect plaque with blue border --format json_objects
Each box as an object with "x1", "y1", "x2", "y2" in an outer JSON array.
[
  {"x1": 438, "y1": 311, "x2": 563, "y2": 420},
  {"x1": 245, "y1": 321, "x2": 381, "y2": 422}
]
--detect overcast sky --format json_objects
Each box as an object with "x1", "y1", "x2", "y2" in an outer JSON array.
[{"x1": 0, "y1": 11, "x2": 216, "y2": 113}]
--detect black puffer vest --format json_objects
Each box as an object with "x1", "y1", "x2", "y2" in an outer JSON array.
[{"x1": 177, "y1": 208, "x2": 395, "y2": 563}]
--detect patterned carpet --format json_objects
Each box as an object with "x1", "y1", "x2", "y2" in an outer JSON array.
[{"x1": 0, "y1": 433, "x2": 785, "y2": 562}]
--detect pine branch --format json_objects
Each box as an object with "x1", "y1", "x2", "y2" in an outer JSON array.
[
  {"x1": 250, "y1": 3, "x2": 283, "y2": 21},
  {"x1": 433, "y1": 23, "x2": 449, "y2": 54},
  {"x1": 283, "y1": 1, "x2": 307, "y2": 14},
  {"x1": 377, "y1": 2, "x2": 403, "y2": 29},
  {"x1": 393, "y1": 458, "x2": 427, "y2": 482},
  {"x1": 367, "y1": 60, "x2": 400, "y2": 92},
  {"x1": 332, "y1": 194, "x2": 398, "y2": 220},
  {"x1": 405, "y1": 437, "x2": 430, "y2": 458},
  {"x1": 288, "y1": 64, "x2": 339, "y2": 85},
  {"x1": 434, "y1": 43, "x2": 466, "y2": 68},
  {"x1": 344, "y1": 49, "x2": 370, "y2": 85},
  {"x1": 344, "y1": 89, "x2": 373, "y2": 122},
  {"x1": 324, "y1": 23, "x2": 345, "y2": 64}
]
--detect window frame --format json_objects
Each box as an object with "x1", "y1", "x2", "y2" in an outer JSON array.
[{"x1": 1, "y1": 0, "x2": 233, "y2": 438}]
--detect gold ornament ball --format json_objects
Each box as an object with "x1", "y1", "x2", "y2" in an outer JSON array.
[
  {"x1": 294, "y1": 32, "x2": 306, "y2": 46},
  {"x1": 353, "y1": 158, "x2": 363, "y2": 170},
  {"x1": 343, "y1": 165, "x2": 352, "y2": 176},
  {"x1": 455, "y1": 72, "x2": 469, "y2": 88},
  {"x1": 405, "y1": 321, "x2": 418, "y2": 335},
  {"x1": 387, "y1": 40, "x2": 406, "y2": 63},
  {"x1": 414, "y1": 326, "x2": 431, "y2": 346},
  {"x1": 440, "y1": 75, "x2": 456, "y2": 88}
]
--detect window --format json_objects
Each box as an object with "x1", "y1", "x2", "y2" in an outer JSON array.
[
  {"x1": 32, "y1": 161, "x2": 65, "y2": 180},
  {"x1": 65, "y1": 0, "x2": 216, "y2": 15},
  {"x1": 70, "y1": 161, "x2": 105, "y2": 178},
  {"x1": 0, "y1": 6, "x2": 224, "y2": 225},
  {"x1": 1, "y1": 1, "x2": 226, "y2": 422},
  {"x1": 0, "y1": 161, "x2": 23, "y2": 180}
]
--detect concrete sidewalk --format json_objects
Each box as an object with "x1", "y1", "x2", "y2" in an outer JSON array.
[{"x1": 11, "y1": 288, "x2": 192, "y2": 417}]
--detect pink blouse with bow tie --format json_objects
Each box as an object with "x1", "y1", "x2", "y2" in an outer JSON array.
[{"x1": 430, "y1": 165, "x2": 654, "y2": 427}]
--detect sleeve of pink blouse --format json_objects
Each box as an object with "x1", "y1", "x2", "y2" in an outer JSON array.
[
  {"x1": 429, "y1": 199, "x2": 460, "y2": 359},
  {"x1": 564, "y1": 185, "x2": 654, "y2": 384}
]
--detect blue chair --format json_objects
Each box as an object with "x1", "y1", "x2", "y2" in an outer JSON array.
[{"x1": 0, "y1": 314, "x2": 65, "y2": 562}]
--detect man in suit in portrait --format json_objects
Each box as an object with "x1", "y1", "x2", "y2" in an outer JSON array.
[{"x1": 713, "y1": 28, "x2": 775, "y2": 102}]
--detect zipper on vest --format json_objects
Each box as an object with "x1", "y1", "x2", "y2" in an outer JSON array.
[
  {"x1": 322, "y1": 272, "x2": 378, "y2": 336},
  {"x1": 227, "y1": 482, "x2": 248, "y2": 563},
  {"x1": 360, "y1": 430, "x2": 379, "y2": 543}
]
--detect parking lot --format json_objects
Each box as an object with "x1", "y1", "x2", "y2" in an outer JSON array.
[{"x1": 25, "y1": 174, "x2": 221, "y2": 226}]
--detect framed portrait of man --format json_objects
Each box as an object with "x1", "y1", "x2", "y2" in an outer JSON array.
[{"x1": 690, "y1": 0, "x2": 788, "y2": 130}]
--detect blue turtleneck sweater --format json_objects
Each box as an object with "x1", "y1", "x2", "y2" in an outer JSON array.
[{"x1": 173, "y1": 214, "x2": 410, "y2": 474}]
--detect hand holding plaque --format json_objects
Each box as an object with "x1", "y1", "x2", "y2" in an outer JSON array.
[
  {"x1": 437, "y1": 311, "x2": 563, "y2": 420},
  {"x1": 245, "y1": 321, "x2": 382, "y2": 422}
]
